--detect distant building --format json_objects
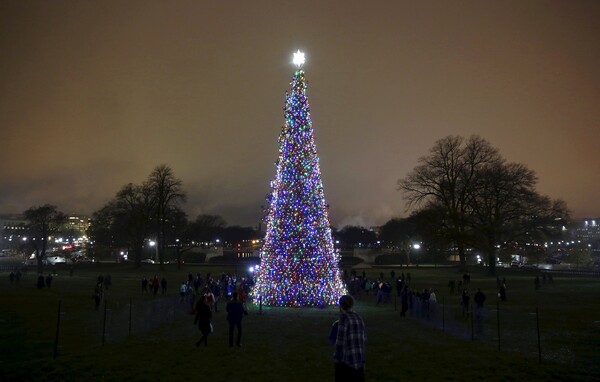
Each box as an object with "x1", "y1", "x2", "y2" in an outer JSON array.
[
  {"x1": 1, "y1": 213, "x2": 90, "y2": 249},
  {"x1": 571, "y1": 218, "x2": 600, "y2": 254},
  {"x1": 0, "y1": 214, "x2": 27, "y2": 248},
  {"x1": 67, "y1": 215, "x2": 91, "y2": 236}
]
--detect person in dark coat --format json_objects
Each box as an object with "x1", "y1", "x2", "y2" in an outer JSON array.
[
  {"x1": 499, "y1": 283, "x2": 507, "y2": 301},
  {"x1": 474, "y1": 288, "x2": 486, "y2": 308},
  {"x1": 93, "y1": 281, "x2": 103, "y2": 310},
  {"x1": 400, "y1": 286, "x2": 409, "y2": 317},
  {"x1": 226, "y1": 292, "x2": 247, "y2": 347},
  {"x1": 37, "y1": 274, "x2": 45, "y2": 289},
  {"x1": 141, "y1": 277, "x2": 148, "y2": 294},
  {"x1": 161, "y1": 277, "x2": 167, "y2": 294},
  {"x1": 194, "y1": 296, "x2": 213, "y2": 347},
  {"x1": 461, "y1": 289, "x2": 470, "y2": 317},
  {"x1": 333, "y1": 295, "x2": 366, "y2": 382},
  {"x1": 473, "y1": 288, "x2": 486, "y2": 335}
]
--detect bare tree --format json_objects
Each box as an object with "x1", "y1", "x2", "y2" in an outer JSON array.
[
  {"x1": 23, "y1": 204, "x2": 67, "y2": 274},
  {"x1": 112, "y1": 183, "x2": 155, "y2": 267},
  {"x1": 398, "y1": 135, "x2": 501, "y2": 268},
  {"x1": 469, "y1": 162, "x2": 540, "y2": 274},
  {"x1": 88, "y1": 203, "x2": 121, "y2": 260},
  {"x1": 146, "y1": 164, "x2": 185, "y2": 268},
  {"x1": 163, "y1": 206, "x2": 188, "y2": 269},
  {"x1": 399, "y1": 135, "x2": 569, "y2": 273}
]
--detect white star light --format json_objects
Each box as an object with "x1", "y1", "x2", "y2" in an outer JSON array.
[{"x1": 293, "y1": 50, "x2": 306, "y2": 67}]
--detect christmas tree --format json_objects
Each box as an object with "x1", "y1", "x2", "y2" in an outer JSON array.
[{"x1": 252, "y1": 51, "x2": 347, "y2": 307}]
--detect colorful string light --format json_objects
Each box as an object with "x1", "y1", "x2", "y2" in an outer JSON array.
[{"x1": 251, "y1": 67, "x2": 347, "y2": 307}]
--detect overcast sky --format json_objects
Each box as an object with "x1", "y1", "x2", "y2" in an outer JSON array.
[{"x1": 1, "y1": 0, "x2": 599, "y2": 228}]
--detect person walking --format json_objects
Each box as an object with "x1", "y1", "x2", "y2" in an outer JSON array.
[
  {"x1": 194, "y1": 296, "x2": 213, "y2": 347},
  {"x1": 151, "y1": 275, "x2": 159, "y2": 296},
  {"x1": 226, "y1": 292, "x2": 247, "y2": 347},
  {"x1": 474, "y1": 288, "x2": 486, "y2": 335},
  {"x1": 104, "y1": 274, "x2": 112, "y2": 290},
  {"x1": 161, "y1": 277, "x2": 167, "y2": 294},
  {"x1": 461, "y1": 289, "x2": 470, "y2": 317},
  {"x1": 37, "y1": 274, "x2": 45, "y2": 289},
  {"x1": 499, "y1": 282, "x2": 507, "y2": 301},
  {"x1": 141, "y1": 277, "x2": 148, "y2": 294},
  {"x1": 333, "y1": 295, "x2": 366, "y2": 382},
  {"x1": 179, "y1": 282, "x2": 187, "y2": 303},
  {"x1": 474, "y1": 288, "x2": 486, "y2": 308},
  {"x1": 93, "y1": 280, "x2": 103, "y2": 310},
  {"x1": 400, "y1": 286, "x2": 409, "y2": 317}
]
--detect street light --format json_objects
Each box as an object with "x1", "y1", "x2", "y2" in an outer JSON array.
[
  {"x1": 407, "y1": 243, "x2": 421, "y2": 266},
  {"x1": 149, "y1": 240, "x2": 158, "y2": 262}
]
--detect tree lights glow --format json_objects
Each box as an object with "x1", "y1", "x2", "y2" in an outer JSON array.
[{"x1": 251, "y1": 53, "x2": 346, "y2": 307}]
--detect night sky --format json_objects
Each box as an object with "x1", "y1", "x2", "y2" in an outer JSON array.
[{"x1": 1, "y1": 1, "x2": 599, "y2": 228}]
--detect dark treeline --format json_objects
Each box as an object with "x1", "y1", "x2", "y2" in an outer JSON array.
[
  {"x1": 86, "y1": 165, "x2": 259, "y2": 269},
  {"x1": 332, "y1": 136, "x2": 570, "y2": 274},
  {"x1": 13, "y1": 136, "x2": 574, "y2": 274},
  {"x1": 396, "y1": 135, "x2": 569, "y2": 274}
]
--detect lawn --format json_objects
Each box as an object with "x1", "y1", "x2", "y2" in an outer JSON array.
[{"x1": 1, "y1": 263, "x2": 598, "y2": 381}]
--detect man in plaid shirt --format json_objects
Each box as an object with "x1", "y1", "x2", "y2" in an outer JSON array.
[{"x1": 334, "y1": 295, "x2": 366, "y2": 381}]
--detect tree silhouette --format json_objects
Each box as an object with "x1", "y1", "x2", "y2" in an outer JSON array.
[{"x1": 23, "y1": 204, "x2": 67, "y2": 274}]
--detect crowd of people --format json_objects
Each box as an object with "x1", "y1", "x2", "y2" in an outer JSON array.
[
  {"x1": 343, "y1": 270, "x2": 444, "y2": 319},
  {"x1": 85, "y1": 270, "x2": 255, "y2": 347},
  {"x1": 339, "y1": 269, "x2": 513, "y2": 326},
  {"x1": 170, "y1": 271, "x2": 253, "y2": 347},
  {"x1": 141, "y1": 275, "x2": 167, "y2": 295},
  {"x1": 8, "y1": 261, "x2": 558, "y2": 378},
  {"x1": 8, "y1": 269, "x2": 22, "y2": 283}
]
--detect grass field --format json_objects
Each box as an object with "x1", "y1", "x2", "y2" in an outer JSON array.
[{"x1": 1, "y1": 262, "x2": 599, "y2": 381}]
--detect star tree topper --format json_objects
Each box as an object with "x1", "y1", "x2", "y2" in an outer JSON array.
[{"x1": 293, "y1": 50, "x2": 306, "y2": 67}]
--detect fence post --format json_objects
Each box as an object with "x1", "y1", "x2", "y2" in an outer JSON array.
[
  {"x1": 259, "y1": 296, "x2": 263, "y2": 315},
  {"x1": 470, "y1": 303, "x2": 474, "y2": 341},
  {"x1": 442, "y1": 296, "x2": 445, "y2": 333},
  {"x1": 102, "y1": 299, "x2": 107, "y2": 346},
  {"x1": 536, "y1": 306, "x2": 542, "y2": 364},
  {"x1": 497, "y1": 301, "x2": 501, "y2": 351},
  {"x1": 129, "y1": 296, "x2": 132, "y2": 336},
  {"x1": 53, "y1": 300, "x2": 61, "y2": 359}
]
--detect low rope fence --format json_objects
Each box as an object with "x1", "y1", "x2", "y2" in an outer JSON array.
[
  {"x1": 352, "y1": 288, "x2": 575, "y2": 366},
  {"x1": 52, "y1": 293, "x2": 197, "y2": 357}
]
